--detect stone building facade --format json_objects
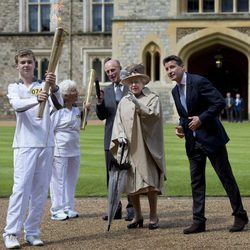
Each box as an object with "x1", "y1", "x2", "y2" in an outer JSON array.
[{"x1": 0, "y1": 0, "x2": 250, "y2": 122}]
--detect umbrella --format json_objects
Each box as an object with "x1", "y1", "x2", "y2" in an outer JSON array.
[{"x1": 107, "y1": 141, "x2": 129, "y2": 231}]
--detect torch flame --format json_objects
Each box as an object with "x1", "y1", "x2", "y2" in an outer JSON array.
[{"x1": 51, "y1": 0, "x2": 64, "y2": 28}]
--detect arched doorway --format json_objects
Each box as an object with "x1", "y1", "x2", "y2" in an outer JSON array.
[{"x1": 188, "y1": 45, "x2": 248, "y2": 120}]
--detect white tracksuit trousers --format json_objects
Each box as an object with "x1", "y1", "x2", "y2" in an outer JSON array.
[
  {"x1": 3, "y1": 147, "x2": 53, "y2": 238},
  {"x1": 50, "y1": 156, "x2": 80, "y2": 213}
]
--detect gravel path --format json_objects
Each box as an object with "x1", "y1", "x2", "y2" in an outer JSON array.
[{"x1": 0, "y1": 197, "x2": 249, "y2": 249}]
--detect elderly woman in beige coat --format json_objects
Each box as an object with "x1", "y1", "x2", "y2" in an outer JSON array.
[{"x1": 110, "y1": 70, "x2": 166, "y2": 230}]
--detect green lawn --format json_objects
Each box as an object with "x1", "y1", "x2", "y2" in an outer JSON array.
[{"x1": 0, "y1": 122, "x2": 249, "y2": 197}]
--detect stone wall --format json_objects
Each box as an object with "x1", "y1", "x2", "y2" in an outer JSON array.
[
  {"x1": 0, "y1": 95, "x2": 13, "y2": 120},
  {"x1": 113, "y1": 21, "x2": 169, "y2": 67},
  {"x1": 115, "y1": 0, "x2": 172, "y2": 18},
  {"x1": 147, "y1": 82, "x2": 177, "y2": 122},
  {"x1": 0, "y1": 34, "x2": 56, "y2": 94},
  {"x1": 0, "y1": 1, "x2": 19, "y2": 32},
  {"x1": 0, "y1": 0, "x2": 187, "y2": 124},
  {"x1": 1, "y1": 0, "x2": 248, "y2": 122}
]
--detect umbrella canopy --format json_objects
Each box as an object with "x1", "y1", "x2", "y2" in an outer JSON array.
[
  {"x1": 107, "y1": 168, "x2": 127, "y2": 231},
  {"x1": 107, "y1": 141, "x2": 130, "y2": 231}
]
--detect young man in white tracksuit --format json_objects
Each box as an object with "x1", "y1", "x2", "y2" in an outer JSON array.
[
  {"x1": 50, "y1": 79, "x2": 90, "y2": 221},
  {"x1": 3, "y1": 49, "x2": 63, "y2": 249}
]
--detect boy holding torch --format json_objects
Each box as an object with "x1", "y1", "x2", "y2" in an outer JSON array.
[{"x1": 3, "y1": 49, "x2": 62, "y2": 249}]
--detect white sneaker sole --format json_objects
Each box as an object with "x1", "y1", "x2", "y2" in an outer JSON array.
[
  {"x1": 51, "y1": 216, "x2": 69, "y2": 221},
  {"x1": 26, "y1": 240, "x2": 44, "y2": 246}
]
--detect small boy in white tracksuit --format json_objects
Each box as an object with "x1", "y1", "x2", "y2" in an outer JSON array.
[
  {"x1": 50, "y1": 79, "x2": 90, "y2": 220},
  {"x1": 3, "y1": 49, "x2": 63, "y2": 249}
]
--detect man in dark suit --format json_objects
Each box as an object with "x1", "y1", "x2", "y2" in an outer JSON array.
[
  {"x1": 96, "y1": 58, "x2": 134, "y2": 221},
  {"x1": 225, "y1": 92, "x2": 234, "y2": 122},
  {"x1": 234, "y1": 93, "x2": 244, "y2": 122},
  {"x1": 163, "y1": 55, "x2": 248, "y2": 234}
]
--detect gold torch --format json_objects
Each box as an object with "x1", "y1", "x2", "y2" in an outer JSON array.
[
  {"x1": 82, "y1": 69, "x2": 96, "y2": 130},
  {"x1": 37, "y1": 27, "x2": 67, "y2": 118}
]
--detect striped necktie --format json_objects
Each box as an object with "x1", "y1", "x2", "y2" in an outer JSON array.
[{"x1": 115, "y1": 84, "x2": 123, "y2": 103}]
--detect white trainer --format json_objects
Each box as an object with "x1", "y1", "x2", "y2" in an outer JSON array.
[
  {"x1": 25, "y1": 235, "x2": 44, "y2": 246},
  {"x1": 65, "y1": 209, "x2": 79, "y2": 218},
  {"x1": 3, "y1": 234, "x2": 21, "y2": 249},
  {"x1": 51, "y1": 211, "x2": 68, "y2": 221}
]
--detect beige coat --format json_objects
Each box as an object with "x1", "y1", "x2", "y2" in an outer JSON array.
[{"x1": 110, "y1": 87, "x2": 166, "y2": 194}]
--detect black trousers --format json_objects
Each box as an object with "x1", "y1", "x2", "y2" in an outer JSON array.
[
  {"x1": 105, "y1": 150, "x2": 133, "y2": 208},
  {"x1": 234, "y1": 109, "x2": 243, "y2": 122},
  {"x1": 225, "y1": 107, "x2": 234, "y2": 122},
  {"x1": 188, "y1": 141, "x2": 247, "y2": 223}
]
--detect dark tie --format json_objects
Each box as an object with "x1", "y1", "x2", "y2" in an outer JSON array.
[
  {"x1": 179, "y1": 84, "x2": 196, "y2": 136},
  {"x1": 115, "y1": 84, "x2": 123, "y2": 103},
  {"x1": 178, "y1": 84, "x2": 187, "y2": 112}
]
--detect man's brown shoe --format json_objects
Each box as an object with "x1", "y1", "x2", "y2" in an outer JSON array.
[
  {"x1": 183, "y1": 222, "x2": 206, "y2": 234},
  {"x1": 229, "y1": 216, "x2": 249, "y2": 232}
]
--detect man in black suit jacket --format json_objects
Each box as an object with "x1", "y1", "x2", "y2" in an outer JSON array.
[
  {"x1": 96, "y1": 58, "x2": 133, "y2": 221},
  {"x1": 163, "y1": 55, "x2": 248, "y2": 234}
]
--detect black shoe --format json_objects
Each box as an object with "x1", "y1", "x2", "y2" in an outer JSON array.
[
  {"x1": 229, "y1": 216, "x2": 249, "y2": 232},
  {"x1": 125, "y1": 207, "x2": 134, "y2": 221},
  {"x1": 148, "y1": 218, "x2": 159, "y2": 230},
  {"x1": 127, "y1": 218, "x2": 144, "y2": 229},
  {"x1": 102, "y1": 214, "x2": 108, "y2": 221},
  {"x1": 183, "y1": 222, "x2": 206, "y2": 234},
  {"x1": 114, "y1": 205, "x2": 122, "y2": 220},
  {"x1": 102, "y1": 206, "x2": 122, "y2": 221}
]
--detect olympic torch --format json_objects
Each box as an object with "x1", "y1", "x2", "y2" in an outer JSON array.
[
  {"x1": 37, "y1": 27, "x2": 67, "y2": 118},
  {"x1": 82, "y1": 69, "x2": 96, "y2": 130}
]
